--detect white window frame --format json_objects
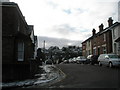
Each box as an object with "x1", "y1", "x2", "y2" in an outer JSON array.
[
  {"x1": 93, "y1": 47, "x2": 96, "y2": 55},
  {"x1": 103, "y1": 47, "x2": 106, "y2": 54},
  {"x1": 103, "y1": 33, "x2": 106, "y2": 41},
  {"x1": 18, "y1": 42, "x2": 24, "y2": 61},
  {"x1": 113, "y1": 29, "x2": 115, "y2": 39}
]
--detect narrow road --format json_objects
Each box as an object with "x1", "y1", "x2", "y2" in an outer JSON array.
[{"x1": 48, "y1": 64, "x2": 120, "y2": 88}]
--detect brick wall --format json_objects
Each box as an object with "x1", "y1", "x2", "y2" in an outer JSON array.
[
  {"x1": 2, "y1": 37, "x2": 15, "y2": 64},
  {"x1": 2, "y1": 3, "x2": 37, "y2": 82}
]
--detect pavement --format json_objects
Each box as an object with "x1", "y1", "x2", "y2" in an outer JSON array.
[{"x1": 1, "y1": 64, "x2": 66, "y2": 89}]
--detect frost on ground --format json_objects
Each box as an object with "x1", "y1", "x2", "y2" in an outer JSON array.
[{"x1": 1, "y1": 65, "x2": 66, "y2": 88}]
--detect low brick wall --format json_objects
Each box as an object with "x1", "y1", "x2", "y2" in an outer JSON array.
[
  {"x1": 2, "y1": 64, "x2": 31, "y2": 82},
  {"x1": 2, "y1": 59, "x2": 43, "y2": 82},
  {"x1": 29, "y1": 59, "x2": 39, "y2": 77}
]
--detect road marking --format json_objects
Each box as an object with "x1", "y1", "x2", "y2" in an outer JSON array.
[{"x1": 53, "y1": 65, "x2": 67, "y2": 82}]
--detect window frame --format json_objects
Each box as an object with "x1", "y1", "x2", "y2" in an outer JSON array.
[{"x1": 18, "y1": 42, "x2": 24, "y2": 61}]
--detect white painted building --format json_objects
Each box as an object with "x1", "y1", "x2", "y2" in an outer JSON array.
[
  {"x1": 29, "y1": 25, "x2": 34, "y2": 44},
  {"x1": 111, "y1": 22, "x2": 120, "y2": 55},
  {"x1": 86, "y1": 40, "x2": 92, "y2": 56},
  {"x1": 28, "y1": 25, "x2": 38, "y2": 59}
]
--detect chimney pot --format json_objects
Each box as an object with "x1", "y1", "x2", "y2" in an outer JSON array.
[
  {"x1": 99, "y1": 23, "x2": 104, "y2": 32},
  {"x1": 108, "y1": 17, "x2": 113, "y2": 27},
  {"x1": 92, "y1": 28, "x2": 96, "y2": 36}
]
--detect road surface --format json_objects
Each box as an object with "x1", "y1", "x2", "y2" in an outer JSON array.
[{"x1": 47, "y1": 63, "x2": 120, "y2": 88}]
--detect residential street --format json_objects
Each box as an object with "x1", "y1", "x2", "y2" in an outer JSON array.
[
  {"x1": 46, "y1": 63, "x2": 120, "y2": 88},
  {"x1": 2, "y1": 63, "x2": 120, "y2": 89},
  {"x1": 1, "y1": 1, "x2": 120, "y2": 90}
]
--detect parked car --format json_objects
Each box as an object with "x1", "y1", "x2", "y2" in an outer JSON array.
[
  {"x1": 69, "y1": 58, "x2": 74, "y2": 63},
  {"x1": 72, "y1": 57, "x2": 77, "y2": 63},
  {"x1": 98, "y1": 54, "x2": 120, "y2": 68},
  {"x1": 90, "y1": 55, "x2": 99, "y2": 65},
  {"x1": 63, "y1": 60, "x2": 69, "y2": 64},
  {"x1": 76, "y1": 56, "x2": 87, "y2": 64},
  {"x1": 87, "y1": 55, "x2": 93, "y2": 60},
  {"x1": 86, "y1": 55, "x2": 93, "y2": 64}
]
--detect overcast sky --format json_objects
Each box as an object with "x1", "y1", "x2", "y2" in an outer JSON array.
[{"x1": 10, "y1": 0, "x2": 119, "y2": 49}]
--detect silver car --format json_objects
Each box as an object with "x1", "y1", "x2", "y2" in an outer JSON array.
[
  {"x1": 76, "y1": 56, "x2": 87, "y2": 64},
  {"x1": 98, "y1": 54, "x2": 120, "y2": 68}
]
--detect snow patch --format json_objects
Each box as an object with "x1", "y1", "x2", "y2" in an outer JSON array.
[{"x1": 1, "y1": 65, "x2": 62, "y2": 88}]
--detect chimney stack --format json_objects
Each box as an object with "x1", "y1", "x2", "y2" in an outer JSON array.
[
  {"x1": 92, "y1": 28, "x2": 96, "y2": 36},
  {"x1": 99, "y1": 23, "x2": 104, "y2": 32},
  {"x1": 108, "y1": 17, "x2": 113, "y2": 27}
]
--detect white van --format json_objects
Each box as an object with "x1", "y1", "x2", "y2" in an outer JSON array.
[{"x1": 98, "y1": 54, "x2": 120, "y2": 68}]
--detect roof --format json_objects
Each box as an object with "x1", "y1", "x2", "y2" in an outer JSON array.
[
  {"x1": 99, "y1": 22, "x2": 120, "y2": 35},
  {"x1": 1, "y1": 2, "x2": 28, "y2": 28},
  {"x1": 81, "y1": 36, "x2": 93, "y2": 44},
  {"x1": 81, "y1": 22, "x2": 120, "y2": 44},
  {"x1": 115, "y1": 37, "x2": 120, "y2": 42}
]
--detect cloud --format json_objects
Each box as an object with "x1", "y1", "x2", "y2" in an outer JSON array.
[
  {"x1": 10, "y1": 0, "x2": 119, "y2": 48},
  {"x1": 44, "y1": 24, "x2": 92, "y2": 41},
  {"x1": 46, "y1": 0, "x2": 59, "y2": 9},
  {"x1": 53, "y1": 24, "x2": 75, "y2": 34},
  {"x1": 38, "y1": 36, "x2": 82, "y2": 49},
  {"x1": 63, "y1": 9, "x2": 72, "y2": 14}
]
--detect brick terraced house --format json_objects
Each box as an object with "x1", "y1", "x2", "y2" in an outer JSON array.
[
  {"x1": 2, "y1": 2, "x2": 38, "y2": 82},
  {"x1": 82, "y1": 17, "x2": 120, "y2": 57}
]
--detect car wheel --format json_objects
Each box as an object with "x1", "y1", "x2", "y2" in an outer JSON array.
[
  {"x1": 91, "y1": 62, "x2": 94, "y2": 65},
  {"x1": 99, "y1": 61, "x2": 102, "y2": 66},
  {"x1": 109, "y1": 62, "x2": 113, "y2": 68},
  {"x1": 76, "y1": 61, "x2": 79, "y2": 64}
]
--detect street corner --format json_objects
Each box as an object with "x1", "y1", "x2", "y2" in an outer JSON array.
[{"x1": 24, "y1": 64, "x2": 66, "y2": 88}]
